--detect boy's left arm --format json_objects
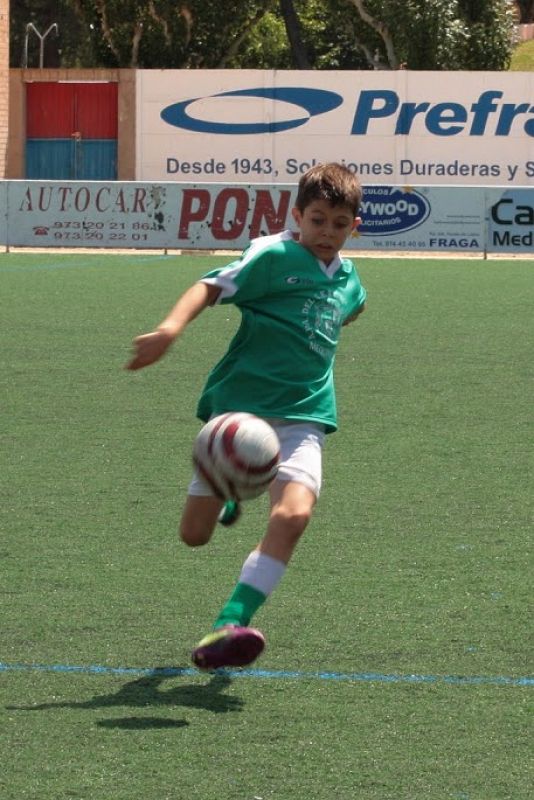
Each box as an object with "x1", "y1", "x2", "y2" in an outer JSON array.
[{"x1": 342, "y1": 302, "x2": 366, "y2": 326}]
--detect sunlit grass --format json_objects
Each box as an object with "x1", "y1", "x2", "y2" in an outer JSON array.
[{"x1": 510, "y1": 37, "x2": 534, "y2": 70}]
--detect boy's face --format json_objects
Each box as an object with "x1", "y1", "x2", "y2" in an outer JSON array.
[{"x1": 292, "y1": 199, "x2": 360, "y2": 264}]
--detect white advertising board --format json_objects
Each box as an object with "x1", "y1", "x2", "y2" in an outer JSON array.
[
  {"x1": 2, "y1": 180, "x2": 532, "y2": 254},
  {"x1": 6, "y1": 181, "x2": 172, "y2": 248},
  {"x1": 0, "y1": 182, "x2": 6, "y2": 246},
  {"x1": 136, "y1": 70, "x2": 534, "y2": 187},
  {"x1": 486, "y1": 188, "x2": 534, "y2": 251}
]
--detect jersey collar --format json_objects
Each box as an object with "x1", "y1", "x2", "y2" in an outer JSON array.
[
  {"x1": 318, "y1": 252, "x2": 342, "y2": 277},
  {"x1": 285, "y1": 230, "x2": 345, "y2": 279}
]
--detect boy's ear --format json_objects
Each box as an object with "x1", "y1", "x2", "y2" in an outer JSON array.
[
  {"x1": 352, "y1": 216, "x2": 362, "y2": 231},
  {"x1": 291, "y1": 207, "x2": 302, "y2": 225}
]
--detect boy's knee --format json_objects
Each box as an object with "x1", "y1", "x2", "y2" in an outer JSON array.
[
  {"x1": 179, "y1": 521, "x2": 212, "y2": 547},
  {"x1": 271, "y1": 507, "x2": 312, "y2": 542},
  {"x1": 179, "y1": 498, "x2": 221, "y2": 547}
]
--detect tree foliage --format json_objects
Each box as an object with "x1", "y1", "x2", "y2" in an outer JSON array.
[
  {"x1": 232, "y1": 1, "x2": 369, "y2": 69},
  {"x1": 345, "y1": 0, "x2": 513, "y2": 70},
  {"x1": 458, "y1": 0, "x2": 514, "y2": 69},
  {"x1": 82, "y1": 0, "x2": 280, "y2": 68},
  {"x1": 11, "y1": 1, "x2": 278, "y2": 68},
  {"x1": 10, "y1": 0, "x2": 514, "y2": 70},
  {"x1": 11, "y1": 0, "x2": 90, "y2": 67}
]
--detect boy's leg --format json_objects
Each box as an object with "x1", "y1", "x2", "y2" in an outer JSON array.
[
  {"x1": 192, "y1": 480, "x2": 316, "y2": 669},
  {"x1": 259, "y1": 478, "x2": 317, "y2": 563},
  {"x1": 212, "y1": 479, "x2": 316, "y2": 627},
  {"x1": 191, "y1": 421, "x2": 323, "y2": 669},
  {"x1": 180, "y1": 494, "x2": 225, "y2": 546}
]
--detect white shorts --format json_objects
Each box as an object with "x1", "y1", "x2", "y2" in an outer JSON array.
[{"x1": 188, "y1": 419, "x2": 326, "y2": 499}]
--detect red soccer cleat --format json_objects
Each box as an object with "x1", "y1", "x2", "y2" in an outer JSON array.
[{"x1": 191, "y1": 625, "x2": 265, "y2": 670}]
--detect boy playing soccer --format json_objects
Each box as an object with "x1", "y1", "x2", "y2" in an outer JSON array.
[{"x1": 127, "y1": 163, "x2": 366, "y2": 670}]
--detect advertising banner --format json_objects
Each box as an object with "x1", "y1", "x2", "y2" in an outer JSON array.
[
  {"x1": 485, "y1": 188, "x2": 534, "y2": 252},
  {"x1": 6, "y1": 180, "x2": 172, "y2": 249},
  {"x1": 0, "y1": 181, "x2": 6, "y2": 246},
  {"x1": 3, "y1": 180, "x2": 532, "y2": 254},
  {"x1": 358, "y1": 186, "x2": 486, "y2": 252},
  {"x1": 136, "y1": 70, "x2": 534, "y2": 187}
]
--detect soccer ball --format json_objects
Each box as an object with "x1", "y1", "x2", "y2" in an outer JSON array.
[{"x1": 193, "y1": 412, "x2": 281, "y2": 501}]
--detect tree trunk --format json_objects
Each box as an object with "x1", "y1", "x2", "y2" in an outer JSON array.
[
  {"x1": 279, "y1": 0, "x2": 311, "y2": 68},
  {"x1": 519, "y1": 0, "x2": 534, "y2": 24},
  {"x1": 349, "y1": 0, "x2": 399, "y2": 69}
]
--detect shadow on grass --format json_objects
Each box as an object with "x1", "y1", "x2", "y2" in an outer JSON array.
[
  {"x1": 6, "y1": 670, "x2": 243, "y2": 729},
  {"x1": 97, "y1": 716, "x2": 189, "y2": 730}
]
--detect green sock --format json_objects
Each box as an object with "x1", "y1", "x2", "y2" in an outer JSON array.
[{"x1": 214, "y1": 582, "x2": 267, "y2": 629}]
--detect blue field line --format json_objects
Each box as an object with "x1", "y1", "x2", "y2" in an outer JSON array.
[{"x1": 0, "y1": 661, "x2": 532, "y2": 687}]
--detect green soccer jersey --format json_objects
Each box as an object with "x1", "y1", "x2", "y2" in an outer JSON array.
[{"x1": 196, "y1": 230, "x2": 366, "y2": 433}]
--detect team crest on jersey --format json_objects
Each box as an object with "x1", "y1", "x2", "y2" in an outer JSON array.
[{"x1": 302, "y1": 289, "x2": 342, "y2": 357}]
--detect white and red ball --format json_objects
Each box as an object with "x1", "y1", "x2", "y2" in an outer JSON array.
[{"x1": 193, "y1": 412, "x2": 280, "y2": 501}]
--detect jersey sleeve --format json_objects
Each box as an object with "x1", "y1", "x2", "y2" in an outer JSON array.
[
  {"x1": 345, "y1": 262, "x2": 367, "y2": 319},
  {"x1": 353, "y1": 279, "x2": 367, "y2": 311},
  {"x1": 199, "y1": 241, "x2": 272, "y2": 305}
]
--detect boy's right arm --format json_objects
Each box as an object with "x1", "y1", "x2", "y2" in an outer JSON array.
[{"x1": 126, "y1": 281, "x2": 221, "y2": 370}]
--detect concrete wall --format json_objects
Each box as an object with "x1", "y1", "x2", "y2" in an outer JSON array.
[
  {"x1": 515, "y1": 23, "x2": 534, "y2": 41},
  {"x1": 7, "y1": 68, "x2": 136, "y2": 180},
  {"x1": 0, "y1": 0, "x2": 9, "y2": 177}
]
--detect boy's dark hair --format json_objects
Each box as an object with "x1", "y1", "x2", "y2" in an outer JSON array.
[{"x1": 295, "y1": 163, "x2": 362, "y2": 216}]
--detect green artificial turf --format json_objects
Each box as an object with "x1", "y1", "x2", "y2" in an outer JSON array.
[{"x1": 1, "y1": 252, "x2": 532, "y2": 799}]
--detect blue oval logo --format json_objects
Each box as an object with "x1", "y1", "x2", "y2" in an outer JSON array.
[
  {"x1": 359, "y1": 187, "x2": 430, "y2": 236},
  {"x1": 160, "y1": 87, "x2": 343, "y2": 134}
]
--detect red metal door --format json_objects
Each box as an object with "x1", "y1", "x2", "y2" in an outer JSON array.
[{"x1": 26, "y1": 82, "x2": 118, "y2": 179}]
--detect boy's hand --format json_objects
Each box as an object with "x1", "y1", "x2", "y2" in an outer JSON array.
[
  {"x1": 126, "y1": 282, "x2": 219, "y2": 371},
  {"x1": 126, "y1": 329, "x2": 175, "y2": 370}
]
